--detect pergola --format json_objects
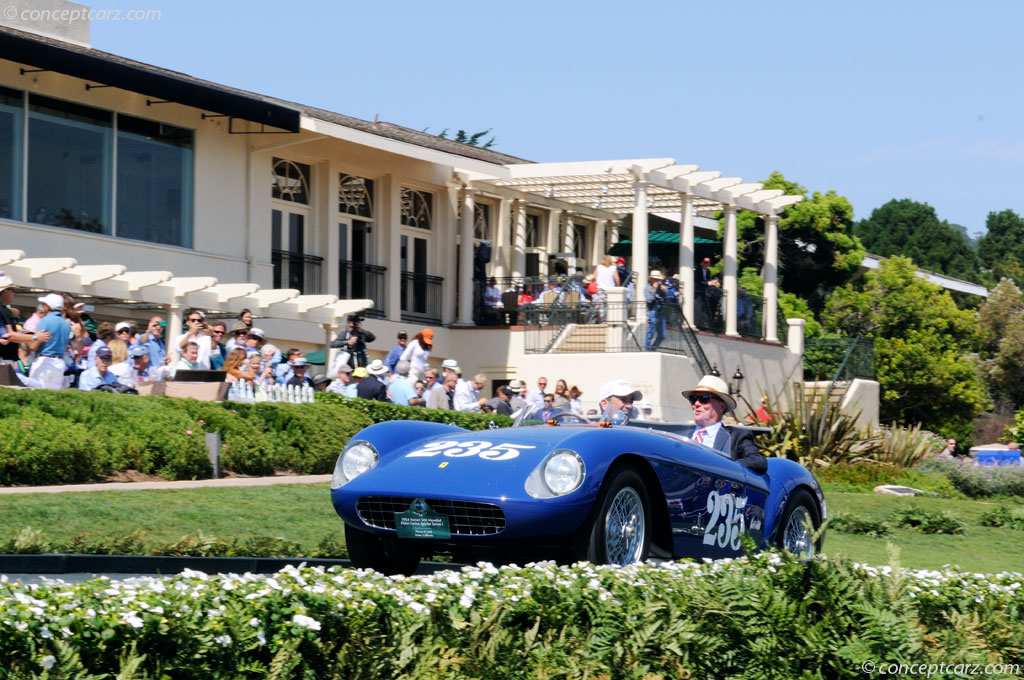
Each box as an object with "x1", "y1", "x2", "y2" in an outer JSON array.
[
  {"x1": 469, "y1": 159, "x2": 803, "y2": 341},
  {"x1": 0, "y1": 250, "x2": 373, "y2": 358}
]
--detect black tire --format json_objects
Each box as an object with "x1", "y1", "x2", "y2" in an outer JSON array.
[
  {"x1": 344, "y1": 523, "x2": 422, "y2": 575},
  {"x1": 573, "y1": 466, "x2": 651, "y2": 566},
  {"x1": 774, "y1": 488, "x2": 822, "y2": 557}
]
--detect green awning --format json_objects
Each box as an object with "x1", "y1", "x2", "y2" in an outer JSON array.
[
  {"x1": 304, "y1": 349, "x2": 326, "y2": 365},
  {"x1": 609, "y1": 232, "x2": 718, "y2": 256}
]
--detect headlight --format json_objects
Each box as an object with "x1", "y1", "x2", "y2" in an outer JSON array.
[
  {"x1": 542, "y1": 450, "x2": 584, "y2": 495},
  {"x1": 331, "y1": 440, "x2": 378, "y2": 488}
]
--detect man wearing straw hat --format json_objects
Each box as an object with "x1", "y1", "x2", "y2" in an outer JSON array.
[{"x1": 681, "y1": 374, "x2": 767, "y2": 474}]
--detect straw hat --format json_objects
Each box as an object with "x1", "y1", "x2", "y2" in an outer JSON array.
[{"x1": 681, "y1": 374, "x2": 736, "y2": 412}]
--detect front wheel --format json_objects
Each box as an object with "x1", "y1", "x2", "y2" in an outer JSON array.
[
  {"x1": 775, "y1": 488, "x2": 822, "y2": 558},
  {"x1": 574, "y1": 466, "x2": 651, "y2": 566},
  {"x1": 344, "y1": 524, "x2": 422, "y2": 575}
]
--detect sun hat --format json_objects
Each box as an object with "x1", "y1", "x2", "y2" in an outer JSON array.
[
  {"x1": 247, "y1": 328, "x2": 265, "y2": 339},
  {"x1": 649, "y1": 270, "x2": 665, "y2": 280},
  {"x1": 366, "y1": 359, "x2": 389, "y2": 376},
  {"x1": 312, "y1": 373, "x2": 330, "y2": 385},
  {"x1": 681, "y1": 374, "x2": 736, "y2": 412},
  {"x1": 352, "y1": 367, "x2": 368, "y2": 378},
  {"x1": 0, "y1": 274, "x2": 13, "y2": 290},
  {"x1": 290, "y1": 357, "x2": 308, "y2": 367},
  {"x1": 37, "y1": 293, "x2": 64, "y2": 310},
  {"x1": 598, "y1": 379, "x2": 642, "y2": 404},
  {"x1": 336, "y1": 363, "x2": 353, "y2": 374},
  {"x1": 230, "y1": 320, "x2": 248, "y2": 334},
  {"x1": 441, "y1": 359, "x2": 460, "y2": 371},
  {"x1": 508, "y1": 379, "x2": 525, "y2": 391}
]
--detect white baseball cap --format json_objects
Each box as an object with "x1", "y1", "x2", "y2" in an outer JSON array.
[
  {"x1": 37, "y1": 293, "x2": 64, "y2": 311},
  {"x1": 598, "y1": 379, "x2": 642, "y2": 403},
  {"x1": 115, "y1": 321, "x2": 132, "y2": 332}
]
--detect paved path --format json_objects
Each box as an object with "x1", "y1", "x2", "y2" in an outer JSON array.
[{"x1": 0, "y1": 474, "x2": 332, "y2": 495}]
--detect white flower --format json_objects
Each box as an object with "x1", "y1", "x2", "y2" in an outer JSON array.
[
  {"x1": 408, "y1": 601, "x2": 427, "y2": 614},
  {"x1": 249, "y1": 617, "x2": 260, "y2": 627},
  {"x1": 41, "y1": 655, "x2": 56, "y2": 670},
  {"x1": 214, "y1": 634, "x2": 232, "y2": 647},
  {"x1": 122, "y1": 613, "x2": 144, "y2": 629},
  {"x1": 256, "y1": 630, "x2": 266, "y2": 646},
  {"x1": 39, "y1": 627, "x2": 52, "y2": 639},
  {"x1": 292, "y1": 614, "x2": 321, "y2": 631}
]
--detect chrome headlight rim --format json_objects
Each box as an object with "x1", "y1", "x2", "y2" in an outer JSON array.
[
  {"x1": 332, "y1": 439, "x2": 378, "y2": 488},
  {"x1": 542, "y1": 449, "x2": 585, "y2": 496}
]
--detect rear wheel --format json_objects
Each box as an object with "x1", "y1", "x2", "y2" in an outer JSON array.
[
  {"x1": 775, "y1": 488, "x2": 821, "y2": 557},
  {"x1": 344, "y1": 524, "x2": 422, "y2": 575},
  {"x1": 573, "y1": 466, "x2": 651, "y2": 566}
]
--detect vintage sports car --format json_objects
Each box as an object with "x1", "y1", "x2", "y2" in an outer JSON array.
[{"x1": 330, "y1": 408, "x2": 825, "y2": 574}]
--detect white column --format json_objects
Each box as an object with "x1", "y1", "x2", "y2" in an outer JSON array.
[
  {"x1": 493, "y1": 198, "x2": 512, "y2": 278},
  {"x1": 632, "y1": 181, "x2": 649, "y2": 316},
  {"x1": 723, "y1": 205, "x2": 738, "y2": 336},
  {"x1": 787, "y1": 318, "x2": 805, "y2": 357},
  {"x1": 381, "y1": 175, "x2": 402, "y2": 322},
  {"x1": 764, "y1": 214, "x2": 780, "y2": 342},
  {"x1": 512, "y1": 200, "x2": 527, "y2": 278},
  {"x1": 324, "y1": 322, "x2": 340, "y2": 371},
  {"x1": 166, "y1": 304, "x2": 183, "y2": 359},
  {"x1": 679, "y1": 194, "x2": 695, "y2": 325},
  {"x1": 456, "y1": 188, "x2": 476, "y2": 325},
  {"x1": 545, "y1": 209, "x2": 562, "y2": 275},
  {"x1": 591, "y1": 219, "x2": 606, "y2": 266},
  {"x1": 563, "y1": 211, "x2": 575, "y2": 257},
  {"x1": 610, "y1": 221, "x2": 620, "y2": 246},
  {"x1": 444, "y1": 181, "x2": 461, "y2": 324}
]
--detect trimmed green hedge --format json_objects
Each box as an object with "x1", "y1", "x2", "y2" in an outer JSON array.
[
  {"x1": 315, "y1": 391, "x2": 514, "y2": 430},
  {"x1": 1, "y1": 555, "x2": 1021, "y2": 679},
  {"x1": 0, "y1": 388, "x2": 373, "y2": 483}
]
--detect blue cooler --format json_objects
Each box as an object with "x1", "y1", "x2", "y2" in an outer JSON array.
[{"x1": 974, "y1": 450, "x2": 1022, "y2": 466}]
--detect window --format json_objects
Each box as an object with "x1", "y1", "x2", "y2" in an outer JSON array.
[
  {"x1": 525, "y1": 213, "x2": 540, "y2": 248},
  {"x1": 573, "y1": 223, "x2": 587, "y2": 260},
  {"x1": 28, "y1": 94, "x2": 112, "y2": 233},
  {"x1": 400, "y1": 187, "x2": 433, "y2": 229},
  {"x1": 473, "y1": 203, "x2": 490, "y2": 240},
  {"x1": 271, "y1": 158, "x2": 310, "y2": 204},
  {"x1": 338, "y1": 173, "x2": 374, "y2": 217},
  {"x1": 0, "y1": 86, "x2": 22, "y2": 221},
  {"x1": 117, "y1": 114, "x2": 193, "y2": 248}
]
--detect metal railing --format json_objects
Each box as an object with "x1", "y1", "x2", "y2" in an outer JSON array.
[
  {"x1": 401, "y1": 271, "x2": 444, "y2": 325},
  {"x1": 272, "y1": 250, "x2": 323, "y2": 295},
  {"x1": 804, "y1": 336, "x2": 875, "y2": 381},
  {"x1": 339, "y1": 260, "x2": 387, "y2": 319}
]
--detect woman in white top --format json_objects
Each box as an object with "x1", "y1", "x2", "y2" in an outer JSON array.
[
  {"x1": 400, "y1": 328, "x2": 433, "y2": 382},
  {"x1": 591, "y1": 255, "x2": 621, "y2": 322}
]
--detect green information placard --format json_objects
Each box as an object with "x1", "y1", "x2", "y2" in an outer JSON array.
[{"x1": 395, "y1": 499, "x2": 451, "y2": 539}]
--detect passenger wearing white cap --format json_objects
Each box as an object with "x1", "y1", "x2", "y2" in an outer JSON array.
[
  {"x1": 680, "y1": 374, "x2": 766, "y2": 474},
  {"x1": 28, "y1": 292, "x2": 72, "y2": 389},
  {"x1": 597, "y1": 379, "x2": 643, "y2": 420}
]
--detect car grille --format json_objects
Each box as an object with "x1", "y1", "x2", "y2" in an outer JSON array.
[{"x1": 356, "y1": 496, "x2": 506, "y2": 535}]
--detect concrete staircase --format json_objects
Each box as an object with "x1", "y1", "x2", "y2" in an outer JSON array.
[
  {"x1": 804, "y1": 381, "x2": 849, "y2": 409},
  {"x1": 557, "y1": 323, "x2": 608, "y2": 352}
]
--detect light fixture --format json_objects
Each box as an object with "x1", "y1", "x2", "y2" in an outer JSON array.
[{"x1": 730, "y1": 367, "x2": 744, "y2": 397}]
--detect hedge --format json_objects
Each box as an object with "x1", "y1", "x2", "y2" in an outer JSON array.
[
  {"x1": 0, "y1": 388, "x2": 514, "y2": 486},
  {"x1": 1, "y1": 555, "x2": 1021, "y2": 679}
]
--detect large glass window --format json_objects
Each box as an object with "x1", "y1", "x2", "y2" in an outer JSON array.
[
  {"x1": 272, "y1": 158, "x2": 310, "y2": 204},
  {"x1": 400, "y1": 187, "x2": 433, "y2": 229},
  {"x1": 338, "y1": 173, "x2": 373, "y2": 217},
  {"x1": 116, "y1": 114, "x2": 193, "y2": 247},
  {"x1": 28, "y1": 94, "x2": 112, "y2": 233},
  {"x1": 0, "y1": 86, "x2": 23, "y2": 221}
]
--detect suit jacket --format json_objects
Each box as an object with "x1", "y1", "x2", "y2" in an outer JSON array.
[{"x1": 683, "y1": 424, "x2": 767, "y2": 474}]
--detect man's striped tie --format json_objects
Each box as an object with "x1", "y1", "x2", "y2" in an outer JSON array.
[{"x1": 695, "y1": 427, "x2": 707, "y2": 444}]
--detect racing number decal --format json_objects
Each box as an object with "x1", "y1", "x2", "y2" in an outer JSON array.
[
  {"x1": 406, "y1": 441, "x2": 534, "y2": 461},
  {"x1": 703, "y1": 490, "x2": 747, "y2": 551}
]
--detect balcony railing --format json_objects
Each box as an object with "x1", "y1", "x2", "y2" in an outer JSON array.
[
  {"x1": 339, "y1": 260, "x2": 387, "y2": 319},
  {"x1": 401, "y1": 271, "x2": 444, "y2": 325},
  {"x1": 272, "y1": 250, "x2": 323, "y2": 295}
]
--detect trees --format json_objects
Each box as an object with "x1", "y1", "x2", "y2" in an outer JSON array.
[
  {"x1": 823, "y1": 256, "x2": 988, "y2": 440},
  {"x1": 977, "y1": 209, "x2": 1024, "y2": 269},
  {"x1": 436, "y1": 128, "x2": 496, "y2": 149},
  {"x1": 854, "y1": 199, "x2": 980, "y2": 282},
  {"x1": 735, "y1": 171, "x2": 864, "y2": 315},
  {"x1": 975, "y1": 278, "x2": 1024, "y2": 407}
]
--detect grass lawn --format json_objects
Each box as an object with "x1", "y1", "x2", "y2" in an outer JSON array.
[{"x1": 1, "y1": 484, "x2": 1023, "y2": 573}]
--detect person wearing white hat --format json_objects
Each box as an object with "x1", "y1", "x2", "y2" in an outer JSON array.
[
  {"x1": 680, "y1": 374, "x2": 766, "y2": 473},
  {"x1": 644, "y1": 270, "x2": 668, "y2": 351},
  {"x1": 597, "y1": 379, "x2": 643, "y2": 420},
  {"x1": 27, "y1": 292, "x2": 72, "y2": 389},
  {"x1": 356, "y1": 359, "x2": 390, "y2": 401}
]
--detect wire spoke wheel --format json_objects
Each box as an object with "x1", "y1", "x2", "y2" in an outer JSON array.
[
  {"x1": 604, "y1": 487, "x2": 646, "y2": 566},
  {"x1": 783, "y1": 505, "x2": 814, "y2": 557}
]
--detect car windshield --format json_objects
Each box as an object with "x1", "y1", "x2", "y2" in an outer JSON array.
[{"x1": 511, "y1": 402, "x2": 627, "y2": 427}]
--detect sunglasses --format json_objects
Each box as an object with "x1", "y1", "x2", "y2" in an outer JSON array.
[
  {"x1": 688, "y1": 394, "x2": 719, "y2": 405},
  {"x1": 116, "y1": 329, "x2": 130, "y2": 333},
  {"x1": 212, "y1": 329, "x2": 224, "y2": 335},
  {"x1": 187, "y1": 318, "x2": 202, "y2": 323},
  {"x1": 97, "y1": 356, "x2": 112, "y2": 362}
]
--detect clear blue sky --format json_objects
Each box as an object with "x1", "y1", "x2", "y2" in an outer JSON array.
[{"x1": 89, "y1": 0, "x2": 1024, "y2": 236}]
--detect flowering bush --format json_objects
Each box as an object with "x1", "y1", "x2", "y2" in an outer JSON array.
[
  {"x1": 0, "y1": 556, "x2": 1021, "y2": 678},
  {"x1": 919, "y1": 458, "x2": 1024, "y2": 498}
]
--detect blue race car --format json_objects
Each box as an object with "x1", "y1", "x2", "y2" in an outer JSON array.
[{"x1": 330, "y1": 407, "x2": 825, "y2": 574}]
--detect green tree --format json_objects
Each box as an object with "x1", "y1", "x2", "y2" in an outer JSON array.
[
  {"x1": 854, "y1": 199, "x2": 980, "y2": 282},
  {"x1": 977, "y1": 209, "x2": 1024, "y2": 270},
  {"x1": 975, "y1": 278, "x2": 1024, "y2": 407},
  {"x1": 435, "y1": 128, "x2": 496, "y2": 148},
  {"x1": 823, "y1": 256, "x2": 988, "y2": 439},
  {"x1": 735, "y1": 171, "x2": 864, "y2": 315}
]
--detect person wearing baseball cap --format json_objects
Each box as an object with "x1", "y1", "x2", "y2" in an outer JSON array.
[
  {"x1": 400, "y1": 328, "x2": 433, "y2": 382},
  {"x1": 384, "y1": 329, "x2": 409, "y2": 373},
  {"x1": 78, "y1": 346, "x2": 120, "y2": 391},
  {"x1": 27, "y1": 292, "x2": 71, "y2": 389},
  {"x1": 597, "y1": 379, "x2": 643, "y2": 421},
  {"x1": 680, "y1": 374, "x2": 766, "y2": 473}
]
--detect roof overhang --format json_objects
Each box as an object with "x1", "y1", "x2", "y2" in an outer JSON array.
[
  {"x1": 0, "y1": 250, "x2": 372, "y2": 323},
  {"x1": 861, "y1": 254, "x2": 989, "y2": 297},
  {"x1": 0, "y1": 28, "x2": 300, "y2": 132},
  {"x1": 471, "y1": 159, "x2": 804, "y2": 217}
]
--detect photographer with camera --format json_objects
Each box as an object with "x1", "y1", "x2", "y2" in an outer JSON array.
[
  {"x1": 330, "y1": 314, "x2": 376, "y2": 368},
  {"x1": 644, "y1": 271, "x2": 668, "y2": 351},
  {"x1": 177, "y1": 309, "x2": 214, "y2": 370}
]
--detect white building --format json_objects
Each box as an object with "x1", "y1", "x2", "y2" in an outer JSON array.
[{"x1": 0, "y1": 7, "x2": 820, "y2": 421}]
